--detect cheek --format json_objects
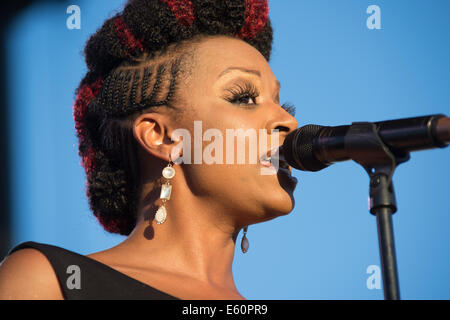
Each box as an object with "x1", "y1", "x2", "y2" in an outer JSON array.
[
  {"x1": 176, "y1": 99, "x2": 279, "y2": 195},
  {"x1": 180, "y1": 159, "x2": 263, "y2": 213}
]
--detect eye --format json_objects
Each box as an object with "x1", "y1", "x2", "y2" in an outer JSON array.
[
  {"x1": 235, "y1": 95, "x2": 257, "y2": 105},
  {"x1": 224, "y1": 82, "x2": 259, "y2": 107}
]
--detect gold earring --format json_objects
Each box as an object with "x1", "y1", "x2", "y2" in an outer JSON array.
[{"x1": 154, "y1": 155, "x2": 175, "y2": 224}]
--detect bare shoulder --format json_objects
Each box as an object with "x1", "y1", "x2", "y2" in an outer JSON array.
[{"x1": 0, "y1": 248, "x2": 64, "y2": 300}]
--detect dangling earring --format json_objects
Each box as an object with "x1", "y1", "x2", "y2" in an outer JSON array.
[
  {"x1": 241, "y1": 226, "x2": 249, "y2": 253},
  {"x1": 154, "y1": 155, "x2": 175, "y2": 224}
]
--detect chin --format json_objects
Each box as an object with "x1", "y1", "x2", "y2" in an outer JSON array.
[
  {"x1": 261, "y1": 167, "x2": 298, "y2": 215},
  {"x1": 261, "y1": 189, "x2": 296, "y2": 221}
]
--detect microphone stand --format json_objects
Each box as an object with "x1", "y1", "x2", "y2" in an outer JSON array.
[
  {"x1": 345, "y1": 122, "x2": 411, "y2": 300},
  {"x1": 285, "y1": 114, "x2": 449, "y2": 299}
]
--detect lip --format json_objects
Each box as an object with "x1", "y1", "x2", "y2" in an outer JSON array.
[
  {"x1": 259, "y1": 145, "x2": 292, "y2": 172},
  {"x1": 278, "y1": 166, "x2": 298, "y2": 187},
  {"x1": 259, "y1": 147, "x2": 298, "y2": 190},
  {"x1": 259, "y1": 146, "x2": 278, "y2": 164}
]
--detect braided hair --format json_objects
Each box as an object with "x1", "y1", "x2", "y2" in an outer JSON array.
[{"x1": 73, "y1": 0, "x2": 273, "y2": 236}]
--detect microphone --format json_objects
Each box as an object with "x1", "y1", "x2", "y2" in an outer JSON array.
[{"x1": 283, "y1": 114, "x2": 450, "y2": 172}]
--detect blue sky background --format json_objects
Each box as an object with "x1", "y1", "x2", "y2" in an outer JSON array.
[{"x1": 5, "y1": 0, "x2": 449, "y2": 299}]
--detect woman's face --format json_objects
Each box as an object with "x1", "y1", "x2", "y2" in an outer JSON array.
[{"x1": 168, "y1": 36, "x2": 299, "y2": 226}]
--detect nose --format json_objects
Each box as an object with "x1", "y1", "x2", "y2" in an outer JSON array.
[{"x1": 266, "y1": 105, "x2": 298, "y2": 139}]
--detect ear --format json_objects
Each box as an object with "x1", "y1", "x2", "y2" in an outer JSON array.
[{"x1": 133, "y1": 113, "x2": 173, "y2": 162}]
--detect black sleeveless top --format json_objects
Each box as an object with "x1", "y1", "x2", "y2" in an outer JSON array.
[{"x1": 7, "y1": 241, "x2": 180, "y2": 300}]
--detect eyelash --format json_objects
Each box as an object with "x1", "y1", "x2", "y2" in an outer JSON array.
[
  {"x1": 225, "y1": 82, "x2": 296, "y2": 116},
  {"x1": 225, "y1": 82, "x2": 259, "y2": 106},
  {"x1": 281, "y1": 102, "x2": 296, "y2": 117}
]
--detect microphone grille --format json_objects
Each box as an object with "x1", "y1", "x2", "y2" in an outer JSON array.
[{"x1": 284, "y1": 124, "x2": 327, "y2": 171}]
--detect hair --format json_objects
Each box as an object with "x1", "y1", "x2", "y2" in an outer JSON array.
[{"x1": 73, "y1": 0, "x2": 273, "y2": 236}]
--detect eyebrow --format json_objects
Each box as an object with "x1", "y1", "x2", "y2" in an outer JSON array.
[{"x1": 218, "y1": 66, "x2": 281, "y2": 90}]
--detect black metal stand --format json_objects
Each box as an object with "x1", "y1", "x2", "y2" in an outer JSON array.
[
  {"x1": 371, "y1": 174, "x2": 400, "y2": 300},
  {"x1": 345, "y1": 122, "x2": 411, "y2": 300}
]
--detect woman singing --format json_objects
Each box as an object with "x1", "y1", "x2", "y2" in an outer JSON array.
[{"x1": 0, "y1": 0, "x2": 298, "y2": 299}]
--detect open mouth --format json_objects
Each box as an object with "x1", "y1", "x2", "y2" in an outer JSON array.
[
  {"x1": 259, "y1": 146, "x2": 291, "y2": 171},
  {"x1": 259, "y1": 145, "x2": 298, "y2": 189}
]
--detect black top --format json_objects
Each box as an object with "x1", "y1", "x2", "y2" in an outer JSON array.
[{"x1": 7, "y1": 241, "x2": 180, "y2": 300}]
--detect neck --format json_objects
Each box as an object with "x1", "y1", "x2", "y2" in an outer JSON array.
[{"x1": 118, "y1": 181, "x2": 242, "y2": 291}]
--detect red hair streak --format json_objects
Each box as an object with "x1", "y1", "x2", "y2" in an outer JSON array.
[
  {"x1": 114, "y1": 16, "x2": 145, "y2": 55},
  {"x1": 237, "y1": 0, "x2": 269, "y2": 40},
  {"x1": 160, "y1": 0, "x2": 195, "y2": 27},
  {"x1": 73, "y1": 78, "x2": 104, "y2": 176},
  {"x1": 74, "y1": 78, "x2": 134, "y2": 236}
]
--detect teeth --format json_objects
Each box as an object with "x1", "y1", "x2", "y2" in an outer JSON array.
[
  {"x1": 259, "y1": 145, "x2": 292, "y2": 172},
  {"x1": 260, "y1": 146, "x2": 291, "y2": 170}
]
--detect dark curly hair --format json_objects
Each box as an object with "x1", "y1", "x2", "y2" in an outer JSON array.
[{"x1": 73, "y1": 0, "x2": 273, "y2": 236}]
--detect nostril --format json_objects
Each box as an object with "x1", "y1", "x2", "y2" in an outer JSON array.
[{"x1": 274, "y1": 125, "x2": 289, "y2": 133}]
